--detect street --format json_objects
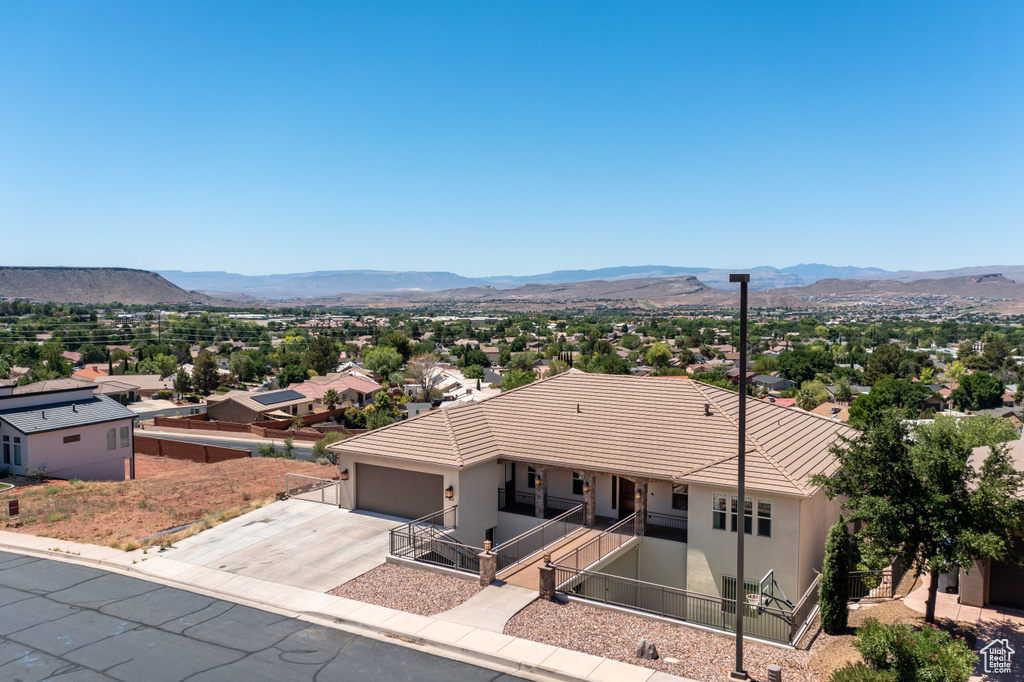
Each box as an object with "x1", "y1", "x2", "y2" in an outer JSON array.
[
  {"x1": 0, "y1": 551, "x2": 528, "y2": 682},
  {"x1": 138, "y1": 431, "x2": 316, "y2": 461}
]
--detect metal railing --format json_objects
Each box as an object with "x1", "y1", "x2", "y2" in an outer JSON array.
[
  {"x1": 552, "y1": 565, "x2": 793, "y2": 644},
  {"x1": 283, "y1": 473, "x2": 340, "y2": 506},
  {"x1": 493, "y1": 503, "x2": 586, "y2": 571},
  {"x1": 848, "y1": 570, "x2": 896, "y2": 600},
  {"x1": 644, "y1": 512, "x2": 688, "y2": 543},
  {"x1": 391, "y1": 531, "x2": 483, "y2": 574},
  {"x1": 557, "y1": 513, "x2": 638, "y2": 571},
  {"x1": 789, "y1": 575, "x2": 820, "y2": 643},
  {"x1": 388, "y1": 506, "x2": 457, "y2": 559},
  {"x1": 496, "y1": 489, "x2": 579, "y2": 518}
]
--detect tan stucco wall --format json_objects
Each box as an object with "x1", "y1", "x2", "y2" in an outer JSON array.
[
  {"x1": 17, "y1": 420, "x2": 132, "y2": 481},
  {"x1": 959, "y1": 559, "x2": 989, "y2": 607},
  {"x1": 639, "y1": 536, "x2": 688, "y2": 589},
  {"x1": 494, "y1": 511, "x2": 546, "y2": 545},
  {"x1": 796, "y1": 488, "x2": 843, "y2": 599},
  {"x1": 685, "y1": 483, "x2": 804, "y2": 599}
]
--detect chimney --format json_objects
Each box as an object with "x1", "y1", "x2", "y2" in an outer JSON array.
[{"x1": 704, "y1": 403, "x2": 711, "y2": 416}]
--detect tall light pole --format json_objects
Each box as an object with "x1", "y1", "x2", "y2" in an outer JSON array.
[{"x1": 729, "y1": 273, "x2": 749, "y2": 682}]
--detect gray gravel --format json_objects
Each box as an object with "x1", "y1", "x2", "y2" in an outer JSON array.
[
  {"x1": 328, "y1": 563, "x2": 484, "y2": 616},
  {"x1": 504, "y1": 598, "x2": 818, "y2": 682}
]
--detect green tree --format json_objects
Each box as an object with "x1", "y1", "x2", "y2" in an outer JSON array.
[
  {"x1": 303, "y1": 335, "x2": 339, "y2": 376},
  {"x1": 645, "y1": 342, "x2": 673, "y2": 369},
  {"x1": 459, "y1": 346, "x2": 490, "y2": 368},
  {"x1": 863, "y1": 343, "x2": 905, "y2": 386},
  {"x1": 944, "y1": 360, "x2": 966, "y2": 383},
  {"x1": 834, "y1": 378, "x2": 853, "y2": 403},
  {"x1": 191, "y1": 350, "x2": 220, "y2": 395},
  {"x1": 311, "y1": 431, "x2": 346, "y2": 463},
  {"x1": 172, "y1": 366, "x2": 192, "y2": 396},
  {"x1": 500, "y1": 368, "x2": 536, "y2": 392},
  {"x1": 506, "y1": 352, "x2": 536, "y2": 372},
  {"x1": 812, "y1": 409, "x2": 1024, "y2": 623},
  {"x1": 276, "y1": 363, "x2": 309, "y2": 388},
  {"x1": 322, "y1": 389, "x2": 340, "y2": 410},
  {"x1": 951, "y1": 371, "x2": 1003, "y2": 411},
  {"x1": 819, "y1": 519, "x2": 852, "y2": 635},
  {"x1": 848, "y1": 376, "x2": 935, "y2": 428},
  {"x1": 462, "y1": 364, "x2": 485, "y2": 380},
  {"x1": 363, "y1": 346, "x2": 403, "y2": 378}
]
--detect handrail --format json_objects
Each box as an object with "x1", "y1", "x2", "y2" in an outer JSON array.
[
  {"x1": 493, "y1": 502, "x2": 586, "y2": 571},
  {"x1": 556, "y1": 512, "x2": 638, "y2": 571}
]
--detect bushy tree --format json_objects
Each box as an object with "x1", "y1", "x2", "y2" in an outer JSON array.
[
  {"x1": 303, "y1": 335, "x2": 339, "y2": 376},
  {"x1": 863, "y1": 343, "x2": 906, "y2": 386},
  {"x1": 172, "y1": 366, "x2": 192, "y2": 396},
  {"x1": 500, "y1": 368, "x2": 536, "y2": 392},
  {"x1": 951, "y1": 371, "x2": 1003, "y2": 411},
  {"x1": 819, "y1": 519, "x2": 852, "y2": 634},
  {"x1": 276, "y1": 363, "x2": 309, "y2": 388},
  {"x1": 462, "y1": 364, "x2": 485, "y2": 380},
  {"x1": 363, "y1": 346, "x2": 403, "y2": 378},
  {"x1": 322, "y1": 389, "x2": 340, "y2": 410},
  {"x1": 645, "y1": 342, "x2": 673, "y2": 369},
  {"x1": 191, "y1": 350, "x2": 220, "y2": 395}
]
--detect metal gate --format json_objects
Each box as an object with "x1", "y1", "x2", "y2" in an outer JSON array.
[{"x1": 284, "y1": 473, "x2": 341, "y2": 506}]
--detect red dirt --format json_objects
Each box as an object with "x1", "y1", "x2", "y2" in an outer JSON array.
[{"x1": 0, "y1": 455, "x2": 324, "y2": 547}]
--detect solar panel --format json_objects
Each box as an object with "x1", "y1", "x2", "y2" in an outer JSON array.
[{"x1": 250, "y1": 390, "x2": 305, "y2": 406}]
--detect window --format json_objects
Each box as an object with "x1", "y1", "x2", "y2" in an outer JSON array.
[
  {"x1": 712, "y1": 493, "x2": 727, "y2": 530},
  {"x1": 13, "y1": 437, "x2": 21, "y2": 466},
  {"x1": 757, "y1": 499, "x2": 772, "y2": 538},
  {"x1": 611, "y1": 476, "x2": 617, "y2": 510},
  {"x1": 731, "y1": 496, "x2": 753, "y2": 534},
  {"x1": 527, "y1": 466, "x2": 536, "y2": 489},
  {"x1": 572, "y1": 472, "x2": 584, "y2": 496},
  {"x1": 2, "y1": 435, "x2": 8, "y2": 465},
  {"x1": 672, "y1": 483, "x2": 688, "y2": 511},
  {"x1": 120, "y1": 425, "x2": 130, "y2": 448},
  {"x1": 107, "y1": 428, "x2": 116, "y2": 451},
  {"x1": 63, "y1": 434, "x2": 81, "y2": 444}
]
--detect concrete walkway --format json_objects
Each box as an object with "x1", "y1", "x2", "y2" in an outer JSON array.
[
  {"x1": 160, "y1": 498, "x2": 396, "y2": 592},
  {"x1": 0, "y1": 528, "x2": 690, "y2": 682},
  {"x1": 904, "y1": 581, "x2": 1024, "y2": 682},
  {"x1": 434, "y1": 583, "x2": 539, "y2": 632}
]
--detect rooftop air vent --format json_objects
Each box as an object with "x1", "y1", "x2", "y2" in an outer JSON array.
[{"x1": 704, "y1": 403, "x2": 711, "y2": 416}]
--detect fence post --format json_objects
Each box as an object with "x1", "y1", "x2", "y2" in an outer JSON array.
[
  {"x1": 479, "y1": 550, "x2": 497, "y2": 586},
  {"x1": 539, "y1": 564, "x2": 556, "y2": 600}
]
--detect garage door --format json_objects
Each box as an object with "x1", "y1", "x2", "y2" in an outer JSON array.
[
  {"x1": 355, "y1": 463, "x2": 444, "y2": 520},
  {"x1": 990, "y1": 538, "x2": 1024, "y2": 610}
]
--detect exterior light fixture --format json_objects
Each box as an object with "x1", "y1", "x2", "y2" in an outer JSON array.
[
  {"x1": 543, "y1": 553, "x2": 552, "y2": 565},
  {"x1": 582, "y1": 484, "x2": 590, "y2": 493},
  {"x1": 635, "y1": 491, "x2": 642, "y2": 500},
  {"x1": 445, "y1": 485, "x2": 455, "y2": 500},
  {"x1": 340, "y1": 469, "x2": 349, "y2": 481}
]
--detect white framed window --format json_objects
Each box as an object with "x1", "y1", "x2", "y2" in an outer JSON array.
[
  {"x1": 731, "y1": 495, "x2": 753, "y2": 535},
  {"x1": 672, "y1": 483, "x2": 688, "y2": 511},
  {"x1": 757, "y1": 499, "x2": 772, "y2": 537},
  {"x1": 107, "y1": 428, "x2": 116, "y2": 451},
  {"x1": 712, "y1": 493, "x2": 727, "y2": 530},
  {"x1": 2, "y1": 435, "x2": 9, "y2": 465},
  {"x1": 12, "y1": 436, "x2": 21, "y2": 466}
]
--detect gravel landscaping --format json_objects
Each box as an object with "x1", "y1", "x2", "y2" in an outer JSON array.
[
  {"x1": 505, "y1": 598, "x2": 816, "y2": 682},
  {"x1": 328, "y1": 563, "x2": 484, "y2": 616}
]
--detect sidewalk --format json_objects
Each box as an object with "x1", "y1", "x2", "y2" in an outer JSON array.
[{"x1": 0, "y1": 529, "x2": 693, "y2": 682}]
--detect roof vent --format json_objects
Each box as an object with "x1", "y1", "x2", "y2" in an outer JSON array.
[
  {"x1": 41, "y1": 410, "x2": 45, "y2": 419},
  {"x1": 576, "y1": 403, "x2": 581, "y2": 414},
  {"x1": 704, "y1": 403, "x2": 711, "y2": 416},
  {"x1": 72, "y1": 404, "x2": 77, "y2": 412}
]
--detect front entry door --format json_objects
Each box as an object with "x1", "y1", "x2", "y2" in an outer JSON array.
[{"x1": 618, "y1": 478, "x2": 635, "y2": 520}]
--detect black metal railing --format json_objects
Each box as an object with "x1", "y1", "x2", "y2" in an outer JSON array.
[
  {"x1": 848, "y1": 570, "x2": 896, "y2": 600},
  {"x1": 557, "y1": 513, "x2": 638, "y2": 571},
  {"x1": 552, "y1": 565, "x2": 792, "y2": 644},
  {"x1": 392, "y1": 532, "x2": 483, "y2": 573},
  {"x1": 644, "y1": 512, "x2": 688, "y2": 543},
  {"x1": 493, "y1": 503, "x2": 586, "y2": 571},
  {"x1": 496, "y1": 489, "x2": 579, "y2": 519},
  {"x1": 789, "y1": 576, "x2": 819, "y2": 643}
]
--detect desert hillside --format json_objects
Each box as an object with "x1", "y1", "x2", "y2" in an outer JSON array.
[{"x1": 0, "y1": 267, "x2": 218, "y2": 305}]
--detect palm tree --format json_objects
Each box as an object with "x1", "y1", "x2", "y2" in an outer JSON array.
[
  {"x1": 323, "y1": 389, "x2": 340, "y2": 410},
  {"x1": 795, "y1": 388, "x2": 818, "y2": 411}
]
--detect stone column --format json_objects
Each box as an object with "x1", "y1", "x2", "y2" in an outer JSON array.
[
  {"x1": 478, "y1": 551, "x2": 497, "y2": 586},
  {"x1": 534, "y1": 466, "x2": 548, "y2": 518},
  {"x1": 584, "y1": 472, "x2": 597, "y2": 527},
  {"x1": 635, "y1": 479, "x2": 648, "y2": 536},
  {"x1": 539, "y1": 564, "x2": 556, "y2": 600}
]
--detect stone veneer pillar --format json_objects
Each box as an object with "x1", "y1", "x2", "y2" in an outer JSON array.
[
  {"x1": 534, "y1": 466, "x2": 548, "y2": 518},
  {"x1": 539, "y1": 564, "x2": 556, "y2": 600},
  {"x1": 478, "y1": 551, "x2": 497, "y2": 586},
  {"x1": 635, "y1": 479, "x2": 648, "y2": 536},
  {"x1": 584, "y1": 472, "x2": 597, "y2": 527}
]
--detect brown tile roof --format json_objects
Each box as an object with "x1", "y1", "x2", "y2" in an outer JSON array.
[{"x1": 334, "y1": 371, "x2": 856, "y2": 496}]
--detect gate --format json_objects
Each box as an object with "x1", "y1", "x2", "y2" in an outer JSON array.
[{"x1": 283, "y1": 473, "x2": 341, "y2": 506}]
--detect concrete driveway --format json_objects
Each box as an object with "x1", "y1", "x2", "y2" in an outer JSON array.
[{"x1": 161, "y1": 498, "x2": 399, "y2": 592}]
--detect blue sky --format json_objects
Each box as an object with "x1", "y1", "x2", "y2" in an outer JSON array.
[{"x1": 1, "y1": 2, "x2": 1021, "y2": 277}]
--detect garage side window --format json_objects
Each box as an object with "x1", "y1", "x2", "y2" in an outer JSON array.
[
  {"x1": 12, "y1": 437, "x2": 21, "y2": 466},
  {"x1": 2, "y1": 436, "x2": 8, "y2": 465},
  {"x1": 63, "y1": 434, "x2": 81, "y2": 444},
  {"x1": 120, "y1": 425, "x2": 130, "y2": 448},
  {"x1": 107, "y1": 428, "x2": 116, "y2": 451}
]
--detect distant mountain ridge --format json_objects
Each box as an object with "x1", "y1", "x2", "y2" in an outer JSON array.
[
  {"x1": 160, "y1": 263, "x2": 1024, "y2": 299},
  {"x1": 0, "y1": 267, "x2": 216, "y2": 305}
]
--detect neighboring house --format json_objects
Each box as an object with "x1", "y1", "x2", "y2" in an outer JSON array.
[
  {"x1": 809, "y1": 402, "x2": 850, "y2": 423},
  {"x1": 205, "y1": 389, "x2": 315, "y2": 423},
  {"x1": 753, "y1": 375, "x2": 795, "y2": 392},
  {"x1": 0, "y1": 380, "x2": 137, "y2": 481},
  {"x1": 94, "y1": 374, "x2": 174, "y2": 399},
  {"x1": 330, "y1": 371, "x2": 854, "y2": 607},
  {"x1": 73, "y1": 366, "x2": 109, "y2": 381},
  {"x1": 290, "y1": 375, "x2": 382, "y2": 408},
  {"x1": 763, "y1": 397, "x2": 796, "y2": 408},
  {"x1": 960, "y1": 437, "x2": 1024, "y2": 611},
  {"x1": 404, "y1": 402, "x2": 432, "y2": 419}
]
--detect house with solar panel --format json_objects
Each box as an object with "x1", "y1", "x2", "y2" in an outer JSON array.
[
  {"x1": 0, "y1": 379, "x2": 138, "y2": 481},
  {"x1": 204, "y1": 389, "x2": 315, "y2": 423}
]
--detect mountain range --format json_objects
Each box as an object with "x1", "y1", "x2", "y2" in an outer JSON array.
[{"x1": 158, "y1": 264, "x2": 1024, "y2": 299}]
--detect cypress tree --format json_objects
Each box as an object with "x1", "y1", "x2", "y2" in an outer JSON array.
[{"x1": 819, "y1": 518, "x2": 852, "y2": 634}]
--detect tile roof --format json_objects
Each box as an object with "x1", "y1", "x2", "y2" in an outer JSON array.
[
  {"x1": 12, "y1": 378, "x2": 95, "y2": 395},
  {"x1": 334, "y1": 371, "x2": 856, "y2": 496},
  {"x1": 0, "y1": 394, "x2": 136, "y2": 434},
  {"x1": 290, "y1": 375, "x2": 382, "y2": 400}
]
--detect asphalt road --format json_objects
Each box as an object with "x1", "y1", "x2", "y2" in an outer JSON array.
[{"x1": 0, "y1": 551, "x2": 528, "y2": 682}]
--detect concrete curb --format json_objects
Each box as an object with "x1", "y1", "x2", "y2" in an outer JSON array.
[{"x1": 0, "y1": 532, "x2": 695, "y2": 682}]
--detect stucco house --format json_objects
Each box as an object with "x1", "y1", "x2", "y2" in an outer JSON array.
[
  {"x1": 0, "y1": 379, "x2": 137, "y2": 481},
  {"x1": 330, "y1": 371, "x2": 853, "y2": 614},
  {"x1": 289, "y1": 375, "x2": 382, "y2": 408},
  {"x1": 205, "y1": 389, "x2": 315, "y2": 423}
]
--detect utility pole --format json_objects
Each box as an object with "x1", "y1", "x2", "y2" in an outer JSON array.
[{"x1": 729, "y1": 273, "x2": 749, "y2": 682}]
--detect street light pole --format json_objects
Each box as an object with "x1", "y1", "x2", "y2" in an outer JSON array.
[{"x1": 729, "y1": 273, "x2": 749, "y2": 682}]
